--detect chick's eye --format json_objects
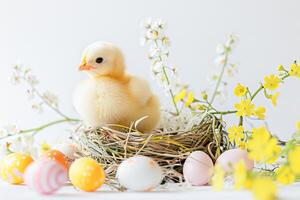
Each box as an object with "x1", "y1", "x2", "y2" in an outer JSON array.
[{"x1": 95, "y1": 57, "x2": 104, "y2": 64}]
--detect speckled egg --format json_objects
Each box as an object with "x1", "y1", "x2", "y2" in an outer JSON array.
[
  {"x1": 69, "y1": 157, "x2": 105, "y2": 192},
  {"x1": 54, "y1": 144, "x2": 78, "y2": 160},
  {"x1": 0, "y1": 152, "x2": 33, "y2": 184},
  {"x1": 183, "y1": 151, "x2": 214, "y2": 186},
  {"x1": 116, "y1": 155, "x2": 163, "y2": 191},
  {"x1": 40, "y1": 150, "x2": 69, "y2": 169},
  {"x1": 24, "y1": 159, "x2": 68, "y2": 195},
  {"x1": 216, "y1": 148, "x2": 254, "y2": 172}
]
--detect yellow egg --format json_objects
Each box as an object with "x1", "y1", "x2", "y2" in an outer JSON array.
[
  {"x1": 69, "y1": 157, "x2": 105, "y2": 192},
  {"x1": 0, "y1": 152, "x2": 34, "y2": 184}
]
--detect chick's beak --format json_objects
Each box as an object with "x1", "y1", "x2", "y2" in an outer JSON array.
[
  {"x1": 79, "y1": 55, "x2": 96, "y2": 71},
  {"x1": 79, "y1": 65, "x2": 96, "y2": 71}
]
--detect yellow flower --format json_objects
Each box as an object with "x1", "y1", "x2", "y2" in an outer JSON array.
[
  {"x1": 228, "y1": 125, "x2": 244, "y2": 145},
  {"x1": 251, "y1": 177, "x2": 277, "y2": 200},
  {"x1": 234, "y1": 99, "x2": 255, "y2": 117},
  {"x1": 277, "y1": 64, "x2": 284, "y2": 71},
  {"x1": 234, "y1": 83, "x2": 247, "y2": 97},
  {"x1": 253, "y1": 106, "x2": 266, "y2": 120},
  {"x1": 40, "y1": 141, "x2": 51, "y2": 153},
  {"x1": 238, "y1": 141, "x2": 247, "y2": 150},
  {"x1": 288, "y1": 146, "x2": 300, "y2": 175},
  {"x1": 247, "y1": 127, "x2": 281, "y2": 164},
  {"x1": 174, "y1": 89, "x2": 186, "y2": 103},
  {"x1": 233, "y1": 160, "x2": 248, "y2": 190},
  {"x1": 263, "y1": 74, "x2": 280, "y2": 91},
  {"x1": 269, "y1": 92, "x2": 279, "y2": 106},
  {"x1": 211, "y1": 164, "x2": 225, "y2": 191},
  {"x1": 296, "y1": 121, "x2": 300, "y2": 131},
  {"x1": 289, "y1": 63, "x2": 300, "y2": 78},
  {"x1": 185, "y1": 92, "x2": 194, "y2": 107},
  {"x1": 275, "y1": 166, "x2": 295, "y2": 185}
]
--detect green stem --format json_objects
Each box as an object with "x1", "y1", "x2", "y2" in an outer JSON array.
[
  {"x1": 281, "y1": 74, "x2": 290, "y2": 80},
  {"x1": 211, "y1": 110, "x2": 237, "y2": 115},
  {"x1": 239, "y1": 116, "x2": 243, "y2": 126},
  {"x1": 162, "y1": 66, "x2": 180, "y2": 115},
  {"x1": 251, "y1": 85, "x2": 264, "y2": 101},
  {"x1": 210, "y1": 54, "x2": 228, "y2": 104},
  {"x1": 20, "y1": 118, "x2": 79, "y2": 133},
  {"x1": 0, "y1": 118, "x2": 80, "y2": 140}
]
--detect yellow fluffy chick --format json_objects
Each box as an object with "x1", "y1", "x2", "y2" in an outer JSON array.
[{"x1": 73, "y1": 41, "x2": 160, "y2": 132}]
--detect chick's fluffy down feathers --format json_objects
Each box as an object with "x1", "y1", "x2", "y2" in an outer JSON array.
[
  {"x1": 73, "y1": 77, "x2": 160, "y2": 132},
  {"x1": 73, "y1": 41, "x2": 160, "y2": 132}
]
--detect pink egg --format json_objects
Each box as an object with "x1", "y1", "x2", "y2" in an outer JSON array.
[
  {"x1": 24, "y1": 159, "x2": 67, "y2": 195},
  {"x1": 183, "y1": 151, "x2": 214, "y2": 186},
  {"x1": 216, "y1": 148, "x2": 254, "y2": 172}
]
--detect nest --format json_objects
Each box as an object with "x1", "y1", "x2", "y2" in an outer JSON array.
[{"x1": 72, "y1": 113, "x2": 229, "y2": 188}]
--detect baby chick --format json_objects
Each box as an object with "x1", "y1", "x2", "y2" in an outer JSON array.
[{"x1": 73, "y1": 41, "x2": 160, "y2": 132}]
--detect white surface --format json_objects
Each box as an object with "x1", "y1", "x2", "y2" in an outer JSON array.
[{"x1": 1, "y1": 181, "x2": 300, "y2": 200}]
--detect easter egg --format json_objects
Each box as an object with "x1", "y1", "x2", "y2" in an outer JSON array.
[
  {"x1": 24, "y1": 159, "x2": 68, "y2": 195},
  {"x1": 216, "y1": 148, "x2": 254, "y2": 172},
  {"x1": 0, "y1": 152, "x2": 33, "y2": 184},
  {"x1": 116, "y1": 155, "x2": 163, "y2": 191},
  {"x1": 54, "y1": 144, "x2": 78, "y2": 160},
  {"x1": 183, "y1": 151, "x2": 214, "y2": 186},
  {"x1": 41, "y1": 150, "x2": 69, "y2": 169},
  {"x1": 69, "y1": 157, "x2": 105, "y2": 192}
]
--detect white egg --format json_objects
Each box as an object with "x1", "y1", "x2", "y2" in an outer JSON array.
[
  {"x1": 116, "y1": 155, "x2": 163, "y2": 191},
  {"x1": 53, "y1": 144, "x2": 78, "y2": 160}
]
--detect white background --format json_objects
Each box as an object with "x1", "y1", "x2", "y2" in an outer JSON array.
[{"x1": 0, "y1": 0, "x2": 299, "y2": 143}]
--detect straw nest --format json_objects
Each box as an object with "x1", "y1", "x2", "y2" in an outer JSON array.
[{"x1": 72, "y1": 113, "x2": 229, "y2": 188}]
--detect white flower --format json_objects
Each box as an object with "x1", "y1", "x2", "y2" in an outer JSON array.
[
  {"x1": 26, "y1": 89, "x2": 35, "y2": 99},
  {"x1": 146, "y1": 29, "x2": 160, "y2": 40},
  {"x1": 225, "y1": 34, "x2": 237, "y2": 48},
  {"x1": 226, "y1": 64, "x2": 238, "y2": 77},
  {"x1": 141, "y1": 18, "x2": 153, "y2": 29},
  {"x1": 162, "y1": 36, "x2": 171, "y2": 47},
  {"x1": 153, "y1": 19, "x2": 166, "y2": 30},
  {"x1": 8, "y1": 138, "x2": 22, "y2": 152},
  {"x1": 25, "y1": 73, "x2": 39, "y2": 86},
  {"x1": 31, "y1": 103, "x2": 43, "y2": 113},
  {"x1": 214, "y1": 55, "x2": 226, "y2": 66},
  {"x1": 0, "y1": 128, "x2": 8, "y2": 138},
  {"x1": 152, "y1": 61, "x2": 163, "y2": 72},
  {"x1": 20, "y1": 134, "x2": 34, "y2": 146},
  {"x1": 12, "y1": 63, "x2": 24, "y2": 73},
  {"x1": 11, "y1": 72, "x2": 21, "y2": 85},
  {"x1": 216, "y1": 44, "x2": 225, "y2": 54},
  {"x1": 43, "y1": 91, "x2": 59, "y2": 108},
  {"x1": 149, "y1": 46, "x2": 162, "y2": 58},
  {"x1": 4, "y1": 125, "x2": 20, "y2": 135}
]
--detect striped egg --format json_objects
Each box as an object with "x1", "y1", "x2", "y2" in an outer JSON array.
[{"x1": 24, "y1": 159, "x2": 68, "y2": 195}]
